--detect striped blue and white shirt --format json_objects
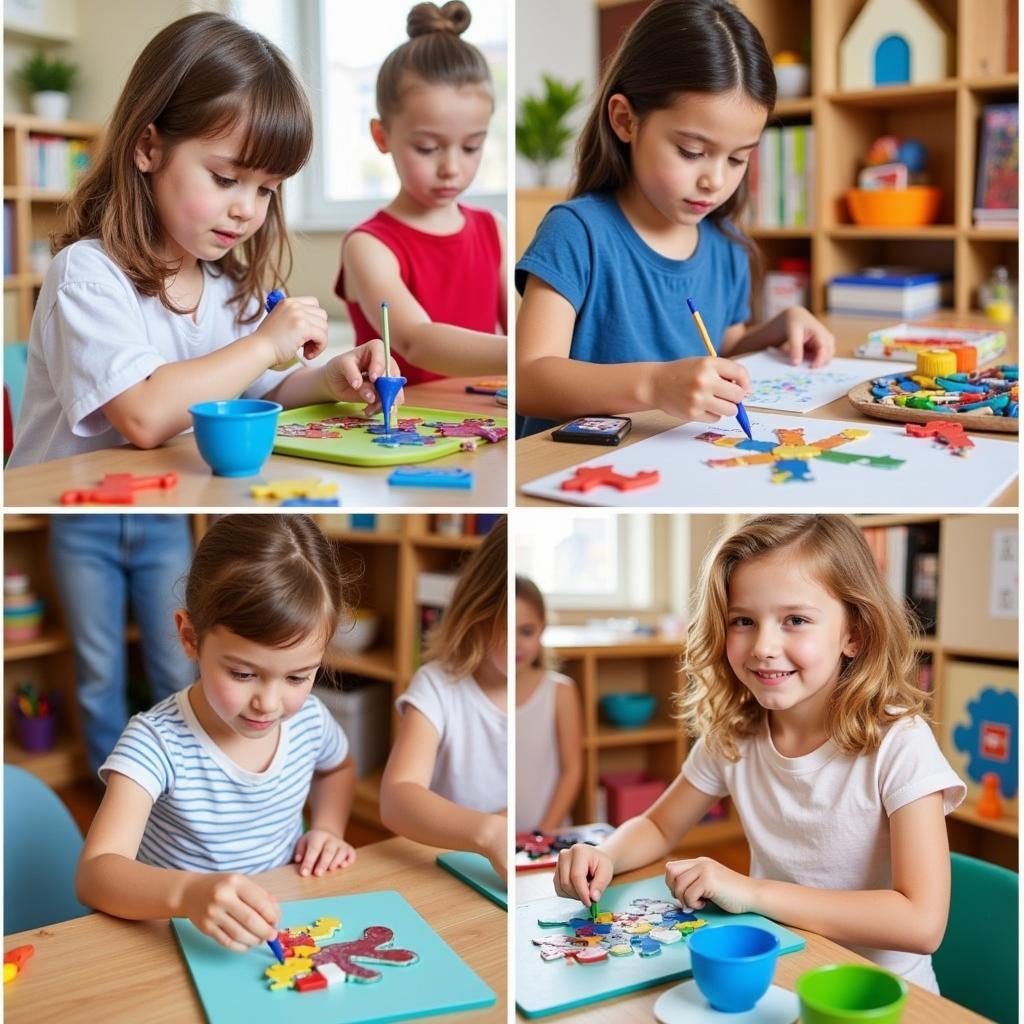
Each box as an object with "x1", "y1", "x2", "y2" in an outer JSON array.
[{"x1": 99, "y1": 689, "x2": 348, "y2": 874}]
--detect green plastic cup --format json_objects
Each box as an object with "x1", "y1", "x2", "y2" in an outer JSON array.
[{"x1": 797, "y1": 964, "x2": 908, "y2": 1023}]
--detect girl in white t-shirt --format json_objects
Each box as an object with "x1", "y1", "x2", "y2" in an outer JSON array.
[
  {"x1": 556, "y1": 514, "x2": 964, "y2": 993},
  {"x1": 381, "y1": 517, "x2": 507, "y2": 879},
  {"x1": 515, "y1": 575, "x2": 582, "y2": 833},
  {"x1": 9, "y1": 12, "x2": 399, "y2": 468}
]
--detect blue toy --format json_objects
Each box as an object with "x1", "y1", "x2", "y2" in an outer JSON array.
[
  {"x1": 953, "y1": 688, "x2": 1018, "y2": 798},
  {"x1": 189, "y1": 399, "x2": 282, "y2": 477},
  {"x1": 374, "y1": 375, "x2": 407, "y2": 437},
  {"x1": 280, "y1": 497, "x2": 341, "y2": 507},
  {"x1": 388, "y1": 467, "x2": 474, "y2": 489},
  {"x1": 896, "y1": 138, "x2": 928, "y2": 173}
]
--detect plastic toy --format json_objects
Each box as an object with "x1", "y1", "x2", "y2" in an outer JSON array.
[
  {"x1": 560, "y1": 465, "x2": 660, "y2": 493},
  {"x1": 311, "y1": 926, "x2": 418, "y2": 983},
  {"x1": 3, "y1": 944, "x2": 34, "y2": 983},
  {"x1": 977, "y1": 772, "x2": 1004, "y2": 818},
  {"x1": 60, "y1": 471, "x2": 178, "y2": 505},
  {"x1": 388, "y1": 466, "x2": 474, "y2": 489},
  {"x1": 250, "y1": 478, "x2": 338, "y2": 500},
  {"x1": 906, "y1": 420, "x2": 975, "y2": 456},
  {"x1": 190, "y1": 398, "x2": 282, "y2": 477}
]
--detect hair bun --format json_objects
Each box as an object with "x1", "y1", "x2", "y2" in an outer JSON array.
[{"x1": 407, "y1": 1, "x2": 471, "y2": 38}]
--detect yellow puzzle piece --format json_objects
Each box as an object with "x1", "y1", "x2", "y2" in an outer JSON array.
[
  {"x1": 250, "y1": 479, "x2": 339, "y2": 500},
  {"x1": 266, "y1": 956, "x2": 314, "y2": 991}
]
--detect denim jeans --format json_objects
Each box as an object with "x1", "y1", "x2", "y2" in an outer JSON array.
[{"x1": 49, "y1": 515, "x2": 195, "y2": 777}]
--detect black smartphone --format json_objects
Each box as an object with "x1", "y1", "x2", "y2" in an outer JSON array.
[{"x1": 550, "y1": 416, "x2": 632, "y2": 445}]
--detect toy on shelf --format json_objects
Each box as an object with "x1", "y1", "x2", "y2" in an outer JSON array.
[
  {"x1": 12, "y1": 682, "x2": 58, "y2": 753},
  {"x1": 976, "y1": 771, "x2": 1004, "y2": 819},
  {"x1": 4, "y1": 570, "x2": 44, "y2": 644},
  {"x1": 772, "y1": 50, "x2": 808, "y2": 98},
  {"x1": 839, "y1": 0, "x2": 951, "y2": 91},
  {"x1": 847, "y1": 134, "x2": 941, "y2": 227},
  {"x1": 60, "y1": 471, "x2": 178, "y2": 505},
  {"x1": 982, "y1": 266, "x2": 1016, "y2": 325}
]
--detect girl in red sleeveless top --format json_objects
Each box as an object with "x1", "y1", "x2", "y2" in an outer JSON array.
[{"x1": 336, "y1": 1, "x2": 506, "y2": 386}]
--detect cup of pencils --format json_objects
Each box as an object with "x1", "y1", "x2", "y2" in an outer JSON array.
[{"x1": 12, "y1": 683, "x2": 58, "y2": 753}]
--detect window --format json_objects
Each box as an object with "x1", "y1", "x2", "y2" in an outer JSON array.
[{"x1": 234, "y1": 0, "x2": 508, "y2": 230}]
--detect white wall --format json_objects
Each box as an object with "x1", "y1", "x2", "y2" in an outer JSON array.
[{"x1": 515, "y1": 0, "x2": 597, "y2": 190}]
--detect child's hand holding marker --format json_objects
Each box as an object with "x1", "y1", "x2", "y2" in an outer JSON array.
[
  {"x1": 260, "y1": 290, "x2": 329, "y2": 369},
  {"x1": 181, "y1": 871, "x2": 281, "y2": 952},
  {"x1": 665, "y1": 856, "x2": 754, "y2": 916},
  {"x1": 321, "y1": 341, "x2": 404, "y2": 414},
  {"x1": 553, "y1": 843, "x2": 615, "y2": 908},
  {"x1": 642, "y1": 355, "x2": 752, "y2": 426},
  {"x1": 293, "y1": 828, "x2": 357, "y2": 877}
]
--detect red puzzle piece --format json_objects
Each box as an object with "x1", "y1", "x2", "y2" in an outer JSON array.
[
  {"x1": 60, "y1": 472, "x2": 178, "y2": 505},
  {"x1": 294, "y1": 971, "x2": 327, "y2": 992},
  {"x1": 311, "y1": 926, "x2": 418, "y2": 983},
  {"x1": 561, "y1": 465, "x2": 661, "y2": 493},
  {"x1": 905, "y1": 421, "x2": 975, "y2": 452}
]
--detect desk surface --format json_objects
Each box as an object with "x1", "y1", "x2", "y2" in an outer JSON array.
[
  {"x1": 516, "y1": 314, "x2": 1018, "y2": 507},
  {"x1": 515, "y1": 866, "x2": 988, "y2": 1023},
  {"x1": 3, "y1": 837, "x2": 506, "y2": 1024},
  {"x1": 5, "y1": 379, "x2": 509, "y2": 509}
]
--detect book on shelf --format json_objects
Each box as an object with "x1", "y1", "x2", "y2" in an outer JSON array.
[
  {"x1": 973, "y1": 103, "x2": 1018, "y2": 226},
  {"x1": 827, "y1": 267, "x2": 952, "y2": 318},
  {"x1": 747, "y1": 124, "x2": 815, "y2": 229},
  {"x1": 861, "y1": 524, "x2": 938, "y2": 633},
  {"x1": 27, "y1": 134, "x2": 91, "y2": 191}
]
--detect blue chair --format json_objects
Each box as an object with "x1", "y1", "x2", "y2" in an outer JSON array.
[
  {"x1": 3, "y1": 764, "x2": 91, "y2": 933},
  {"x1": 932, "y1": 851, "x2": 1018, "y2": 1023}
]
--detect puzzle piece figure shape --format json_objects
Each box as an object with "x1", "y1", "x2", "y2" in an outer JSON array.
[
  {"x1": 576, "y1": 948, "x2": 609, "y2": 964},
  {"x1": 906, "y1": 420, "x2": 975, "y2": 457},
  {"x1": 561, "y1": 465, "x2": 661, "y2": 493},
  {"x1": 371, "y1": 431, "x2": 436, "y2": 447},
  {"x1": 306, "y1": 916, "x2": 342, "y2": 940},
  {"x1": 266, "y1": 956, "x2": 315, "y2": 990},
  {"x1": 251, "y1": 479, "x2": 338, "y2": 500},
  {"x1": 432, "y1": 422, "x2": 507, "y2": 443},
  {"x1": 312, "y1": 925, "x2": 419, "y2": 983},
  {"x1": 389, "y1": 466, "x2": 474, "y2": 489},
  {"x1": 60, "y1": 472, "x2": 178, "y2": 505},
  {"x1": 276, "y1": 424, "x2": 341, "y2": 439}
]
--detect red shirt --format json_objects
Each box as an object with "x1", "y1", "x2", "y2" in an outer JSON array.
[{"x1": 336, "y1": 205, "x2": 503, "y2": 386}]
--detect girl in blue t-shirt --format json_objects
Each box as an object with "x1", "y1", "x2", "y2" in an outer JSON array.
[
  {"x1": 77, "y1": 515, "x2": 357, "y2": 953},
  {"x1": 516, "y1": 0, "x2": 834, "y2": 435}
]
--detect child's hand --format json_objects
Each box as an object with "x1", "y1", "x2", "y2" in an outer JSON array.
[
  {"x1": 256, "y1": 295, "x2": 329, "y2": 365},
  {"x1": 477, "y1": 813, "x2": 508, "y2": 883},
  {"x1": 181, "y1": 872, "x2": 280, "y2": 952},
  {"x1": 554, "y1": 844, "x2": 614, "y2": 907},
  {"x1": 664, "y1": 856, "x2": 755, "y2": 915},
  {"x1": 322, "y1": 340, "x2": 405, "y2": 414},
  {"x1": 293, "y1": 828, "x2": 357, "y2": 877},
  {"x1": 774, "y1": 307, "x2": 835, "y2": 367},
  {"x1": 646, "y1": 356, "x2": 752, "y2": 423}
]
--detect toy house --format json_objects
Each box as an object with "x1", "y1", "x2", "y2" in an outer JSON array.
[{"x1": 839, "y1": 0, "x2": 952, "y2": 90}]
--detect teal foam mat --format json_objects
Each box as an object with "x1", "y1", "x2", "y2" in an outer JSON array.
[{"x1": 436, "y1": 851, "x2": 508, "y2": 910}]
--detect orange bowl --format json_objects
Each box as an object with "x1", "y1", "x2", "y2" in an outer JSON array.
[{"x1": 845, "y1": 186, "x2": 942, "y2": 227}]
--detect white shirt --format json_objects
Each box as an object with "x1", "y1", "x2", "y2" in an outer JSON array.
[
  {"x1": 100, "y1": 690, "x2": 348, "y2": 874},
  {"x1": 683, "y1": 715, "x2": 965, "y2": 993},
  {"x1": 516, "y1": 670, "x2": 574, "y2": 832},
  {"x1": 396, "y1": 661, "x2": 507, "y2": 813},
  {"x1": 9, "y1": 238, "x2": 295, "y2": 466}
]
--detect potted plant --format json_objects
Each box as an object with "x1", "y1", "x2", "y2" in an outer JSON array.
[
  {"x1": 16, "y1": 51, "x2": 78, "y2": 122},
  {"x1": 516, "y1": 74, "x2": 584, "y2": 187}
]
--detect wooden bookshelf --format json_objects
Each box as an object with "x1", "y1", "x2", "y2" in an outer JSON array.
[{"x1": 3, "y1": 113, "x2": 103, "y2": 341}]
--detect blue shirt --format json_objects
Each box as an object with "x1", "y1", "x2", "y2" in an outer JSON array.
[
  {"x1": 515, "y1": 191, "x2": 751, "y2": 435},
  {"x1": 100, "y1": 689, "x2": 348, "y2": 874}
]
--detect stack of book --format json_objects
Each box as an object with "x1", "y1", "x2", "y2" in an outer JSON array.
[
  {"x1": 861, "y1": 523, "x2": 939, "y2": 633},
  {"x1": 827, "y1": 266, "x2": 952, "y2": 318},
  {"x1": 973, "y1": 103, "x2": 1018, "y2": 228},
  {"x1": 27, "y1": 134, "x2": 91, "y2": 191},
  {"x1": 746, "y1": 124, "x2": 815, "y2": 228}
]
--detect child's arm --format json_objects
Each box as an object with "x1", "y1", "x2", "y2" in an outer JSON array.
[
  {"x1": 720, "y1": 307, "x2": 836, "y2": 366},
  {"x1": 101, "y1": 297, "x2": 327, "y2": 449},
  {"x1": 343, "y1": 232, "x2": 507, "y2": 376},
  {"x1": 666, "y1": 793, "x2": 950, "y2": 955},
  {"x1": 380, "y1": 705, "x2": 507, "y2": 881},
  {"x1": 536, "y1": 681, "x2": 584, "y2": 832},
  {"x1": 554, "y1": 774, "x2": 718, "y2": 906},
  {"x1": 293, "y1": 752, "x2": 358, "y2": 877},
  {"x1": 76, "y1": 772, "x2": 280, "y2": 950},
  {"x1": 497, "y1": 217, "x2": 508, "y2": 334},
  {"x1": 516, "y1": 276, "x2": 751, "y2": 423}
]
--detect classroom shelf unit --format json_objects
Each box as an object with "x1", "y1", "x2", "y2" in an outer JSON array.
[
  {"x1": 519, "y1": 0, "x2": 1018, "y2": 318},
  {"x1": 3, "y1": 113, "x2": 103, "y2": 342}
]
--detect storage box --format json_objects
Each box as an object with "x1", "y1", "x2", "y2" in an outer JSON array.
[
  {"x1": 598, "y1": 771, "x2": 667, "y2": 826},
  {"x1": 314, "y1": 680, "x2": 391, "y2": 777}
]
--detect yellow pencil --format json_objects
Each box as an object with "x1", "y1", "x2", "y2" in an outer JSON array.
[{"x1": 686, "y1": 297, "x2": 752, "y2": 439}]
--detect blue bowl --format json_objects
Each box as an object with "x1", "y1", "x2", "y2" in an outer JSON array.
[
  {"x1": 688, "y1": 924, "x2": 781, "y2": 1013},
  {"x1": 189, "y1": 399, "x2": 282, "y2": 477},
  {"x1": 599, "y1": 692, "x2": 656, "y2": 728}
]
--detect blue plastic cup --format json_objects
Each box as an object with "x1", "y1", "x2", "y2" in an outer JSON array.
[
  {"x1": 688, "y1": 924, "x2": 781, "y2": 1013},
  {"x1": 374, "y1": 375, "x2": 406, "y2": 434},
  {"x1": 189, "y1": 399, "x2": 282, "y2": 477}
]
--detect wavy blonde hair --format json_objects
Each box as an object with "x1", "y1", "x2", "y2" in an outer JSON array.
[
  {"x1": 425, "y1": 517, "x2": 506, "y2": 678},
  {"x1": 679, "y1": 515, "x2": 927, "y2": 761}
]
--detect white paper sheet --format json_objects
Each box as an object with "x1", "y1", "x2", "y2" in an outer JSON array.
[{"x1": 521, "y1": 412, "x2": 1018, "y2": 509}]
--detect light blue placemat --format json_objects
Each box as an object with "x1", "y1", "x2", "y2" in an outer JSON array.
[
  {"x1": 171, "y1": 890, "x2": 495, "y2": 1024},
  {"x1": 515, "y1": 877, "x2": 805, "y2": 1019},
  {"x1": 436, "y1": 851, "x2": 508, "y2": 910}
]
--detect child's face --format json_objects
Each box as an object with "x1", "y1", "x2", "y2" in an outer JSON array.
[
  {"x1": 135, "y1": 122, "x2": 284, "y2": 266},
  {"x1": 372, "y1": 79, "x2": 492, "y2": 210},
  {"x1": 516, "y1": 597, "x2": 544, "y2": 668},
  {"x1": 181, "y1": 620, "x2": 324, "y2": 740},
  {"x1": 724, "y1": 551, "x2": 858, "y2": 717},
  {"x1": 610, "y1": 89, "x2": 766, "y2": 228}
]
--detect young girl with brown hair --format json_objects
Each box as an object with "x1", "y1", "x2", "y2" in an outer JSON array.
[
  {"x1": 337, "y1": 1, "x2": 507, "y2": 383},
  {"x1": 516, "y1": 0, "x2": 834, "y2": 436},
  {"x1": 10, "y1": 12, "x2": 397, "y2": 467},
  {"x1": 77, "y1": 515, "x2": 358, "y2": 953},
  {"x1": 381, "y1": 517, "x2": 508, "y2": 879},
  {"x1": 556, "y1": 515, "x2": 964, "y2": 993}
]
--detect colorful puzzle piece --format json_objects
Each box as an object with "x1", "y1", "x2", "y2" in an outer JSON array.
[
  {"x1": 276, "y1": 423, "x2": 341, "y2": 439},
  {"x1": 312, "y1": 926, "x2": 419, "y2": 983},
  {"x1": 60, "y1": 472, "x2": 178, "y2": 505},
  {"x1": 906, "y1": 420, "x2": 975, "y2": 457},
  {"x1": 388, "y1": 466, "x2": 474, "y2": 489},
  {"x1": 250, "y1": 479, "x2": 338, "y2": 500},
  {"x1": 560, "y1": 466, "x2": 661, "y2": 493}
]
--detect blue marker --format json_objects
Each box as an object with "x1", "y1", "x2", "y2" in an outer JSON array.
[
  {"x1": 265, "y1": 289, "x2": 285, "y2": 314},
  {"x1": 686, "y1": 297, "x2": 752, "y2": 440},
  {"x1": 267, "y1": 936, "x2": 285, "y2": 964}
]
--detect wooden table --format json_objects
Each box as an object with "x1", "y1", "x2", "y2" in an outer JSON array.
[
  {"x1": 515, "y1": 866, "x2": 989, "y2": 1023},
  {"x1": 4, "y1": 378, "x2": 509, "y2": 508},
  {"x1": 3, "y1": 837, "x2": 506, "y2": 1024},
  {"x1": 516, "y1": 314, "x2": 1018, "y2": 507}
]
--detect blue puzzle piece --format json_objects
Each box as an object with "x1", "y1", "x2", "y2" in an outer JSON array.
[
  {"x1": 629, "y1": 935, "x2": 661, "y2": 957},
  {"x1": 370, "y1": 430, "x2": 434, "y2": 447},
  {"x1": 280, "y1": 497, "x2": 341, "y2": 507},
  {"x1": 773, "y1": 458, "x2": 813, "y2": 481},
  {"x1": 388, "y1": 467, "x2": 474, "y2": 489},
  {"x1": 661, "y1": 909, "x2": 698, "y2": 924},
  {"x1": 567, "y1": 918, "x2": 592, "y2": 932},
  {"x1": 593, "y1": 923, "x2": 612, "y2": 934},
  {"x1": 735, "y1": 439, "x2": 776, "y2": 452}
]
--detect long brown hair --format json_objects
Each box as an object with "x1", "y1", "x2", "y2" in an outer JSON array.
[
  {"x1": 425, "y1": 517, "x2": 507, "y2": 678},
  {"x1": 515, "y1": 574, "x2": 551, "y2": 670},
  {"x1": 679, "y1": 515, "x2": 928, "y2": 761},
  {"x1": 376, "y1": 1, "x2": 493, "y2": 123},
  {"x1": 185, "y1": 515, "x2": 350, "y2": 652},
  {"x1": 572, "y1": 0, "x2": 775, "y2": 266},
  {"x1": 56, "y1": 12, "x2": 313, "y2": 323}
]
